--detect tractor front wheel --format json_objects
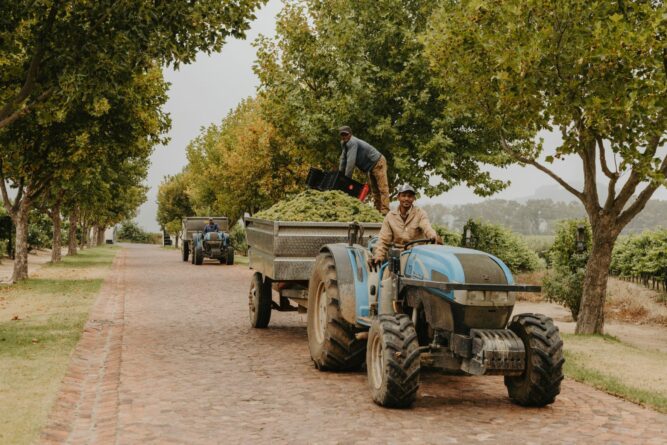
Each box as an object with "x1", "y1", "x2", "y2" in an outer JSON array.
[
  {"x1": 307, "y1": 252, "x2": 365, "y2": 371},
  {"x1": 504, "y1": 313, "x2": 564, "y2": 407},
  {"x1": 225, "y1": 247, "x2": 234, "y2": 265},
  {"x1": 366, "y1": 314, "x2": 421, "y2": 408},
  {"x1": 194, "y1": 245, "x2": 203, "y2": 265},
  {"x1": 182, "y1": 241, "x2": 189, "y2": 262},
  {"x1": 249, "y1": 272, "x2": 272, "y2": 328}
]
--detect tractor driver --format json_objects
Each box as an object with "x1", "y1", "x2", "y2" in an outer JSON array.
[
  {"x1": 369, "y1": 184, "x2": 441, "y2": 269},
  {"x1": 203, "y1": 218, "x2": 220, "y2": 235}
]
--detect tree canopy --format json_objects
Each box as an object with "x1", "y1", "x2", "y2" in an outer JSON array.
[
  {"x1": 0, "y1": 0, "x2": 265, "y2": 130},
  {"x1": 254, "y1": 0, "x2": 508, "y2": 197},
  {"x1": 425, "y1": 0, "x2": 667, "y2": 333}
]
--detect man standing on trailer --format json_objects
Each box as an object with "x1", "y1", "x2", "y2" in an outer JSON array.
[
  {"x1": 338, "y1": 126, "x2": 390, "y2": 215},
  {"x1": 370, "y1": 184, "x2": 441, "y2": 268}
]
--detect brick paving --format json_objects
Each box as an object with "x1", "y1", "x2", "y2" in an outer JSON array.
[{"x1": 42, "y1": 244, "x2": 667, "y2": 444}]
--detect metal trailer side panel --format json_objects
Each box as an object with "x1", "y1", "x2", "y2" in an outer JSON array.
[{"x1": 245, "y1": 217, "x2": 381, "y2": 281}]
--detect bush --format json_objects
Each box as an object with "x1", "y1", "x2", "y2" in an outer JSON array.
[
  {"x1": 433, "y1": 224, "x2": 461, "y2": 246},
  {"x1": 542, "y1": 219, "x2": 591, "y2": 320},
  {"x1": 230, "y1": 222, "x2": 248, "y2": 255},
  {"x1": 28, "y1": 211, "x2": 52, "y2": 250},
  {"x1": 610, "y1": 229, "x2": 667, "y2": 290},
  {"x1": 461, "y1": 219, "x2": 541, "y2": 273},
  {"x1": 116, "y1": 220, "x2": 153, "y2": 243}
]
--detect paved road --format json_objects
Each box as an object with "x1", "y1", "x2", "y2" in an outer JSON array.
[{"x1": 43, "y1": 245, "x2": 667, "y2": 444}]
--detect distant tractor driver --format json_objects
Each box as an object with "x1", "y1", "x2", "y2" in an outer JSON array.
[
  {"x1": 338, "y1": 125, "x2": 390, "y2": 215},
  {"x1": 370, "y1": 184, "x2": 441, "y2": 268},
  {"x1": 203, "y1": 218, "x2": 220, "y2": 234}
]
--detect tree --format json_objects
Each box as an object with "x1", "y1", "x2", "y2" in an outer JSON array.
[
  {"x1": 157, "y1": 172, "x2": 194, "y2": 246},
  {"x1": 426, "y1": 0, "x2": 667, "y2": 334},
  {"x1": 0, "y1": 0, "x2": 265, "y2": 131},
  {"x1": 254, "y1": 0, "x2": 508, "y2": 197},
  {"x1": 0, "y1": 67, "x2": 169, "y2": 280},
  {"x1": 185, "y1": 97, "x2": 312, "y2": 223}
]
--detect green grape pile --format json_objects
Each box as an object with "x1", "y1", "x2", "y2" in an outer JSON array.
[{"x1": 255, "y1": 190, "x2": 384, "y2": 222}]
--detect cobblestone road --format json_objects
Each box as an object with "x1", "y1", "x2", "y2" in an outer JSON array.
[{"x1": 43, "y1": 244, "x2": 667, "y2": 444}]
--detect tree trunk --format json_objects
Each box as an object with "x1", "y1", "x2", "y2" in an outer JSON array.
[
  {"x1": 575, "y1": 226, "x2": 617, "y2": 334},
  {"x1": 68, "y1": 210, "x2": 78, "y2": 256},
  {"x1": 80, "y1": 219, "x2": 87, "y2": 250},
  {"x1": 97, "y1": 225, "x2": 105, "y2": 246},
  {"x1": 11, "y1": 199, "x2": 31, "y2": 282},
  {"x1": 175, "y1": 233, "x2": 179, "y2": 248},
  {"x1": 50, "y1": 204, "x2": 62, "y2": 263}
]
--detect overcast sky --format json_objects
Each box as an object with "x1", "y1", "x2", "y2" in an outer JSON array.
[{"x1": 134, "y1": 0, "x2": 666, "y2": 231}]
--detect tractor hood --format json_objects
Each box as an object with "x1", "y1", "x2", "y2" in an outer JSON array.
[{"x1": 402, "y1": 245, "x2": 515, "y2": 307}]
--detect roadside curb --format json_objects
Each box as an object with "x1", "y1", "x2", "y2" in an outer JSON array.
[{"x1": 40, "y1": 249, "x2": 126, "y2": 444}]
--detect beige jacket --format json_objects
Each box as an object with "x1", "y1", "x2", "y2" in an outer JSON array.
[{"x1": 373, "y1": 206, "x2": 438, "y2": 261}]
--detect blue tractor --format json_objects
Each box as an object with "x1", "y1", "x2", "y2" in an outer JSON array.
[
  {"x1": 306, "y1": 226, "x2": 564, "y2": 408},
  {"x1": 192, "y1": 231, "x2": 234, "y2": 265}
]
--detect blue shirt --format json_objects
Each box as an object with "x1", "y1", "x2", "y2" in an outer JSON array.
[{"x1": 203, "y1": 223, "x2": 219, "y2": 234}]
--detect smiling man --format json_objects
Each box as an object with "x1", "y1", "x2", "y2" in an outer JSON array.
[{"x1": 370, "y1": 184, "x2": 441, "y2": 267}]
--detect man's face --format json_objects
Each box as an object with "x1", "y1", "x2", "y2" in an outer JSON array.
[
  {"x1": 208, "y1": 220, "x2": 213, "y2": 225},
  {"x1": 398, "y1": 192, "x2": 415, "y2": 210},
  {"x1": 340, "y1": 132, "x2": 352, "y2": 143}
]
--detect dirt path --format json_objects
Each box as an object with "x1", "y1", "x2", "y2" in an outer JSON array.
[{"x1": 42, "y1": 244, "x2": 667, "y2": 444}]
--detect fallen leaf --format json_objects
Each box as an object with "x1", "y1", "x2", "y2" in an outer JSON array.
[
  {"x1": 31, "y1": 338, "x2": 39, "y2": 343},
  {"x1": 11, "y1": 315, "x2": 20, "y2": 321}
]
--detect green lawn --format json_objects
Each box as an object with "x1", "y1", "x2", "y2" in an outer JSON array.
[{"x1": 0, "y1": 246, "x2": 118, "y2": 445}]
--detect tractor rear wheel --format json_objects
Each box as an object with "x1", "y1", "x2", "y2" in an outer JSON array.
[
  {"x1": 504, "y1": 313, "x2": 564, "y2": 407},
  {"x1": 194, "y1": 245, "x2": 203, "y2": 265},
  {"x1": 307, "y1": 252, "x2": 365, "y2": 371},
  {"x1": 249, "y1": 272, "x2": 272, "y2": 328},
  {"x1": 182, "y1": 241, "x2": 189, "y2": 262},
  {"x1": 226, "y1": 247, "x2": 234, "y2": 265},
  {"x1": 366, "y1": 314, "x2": 421, "y2": 408}
]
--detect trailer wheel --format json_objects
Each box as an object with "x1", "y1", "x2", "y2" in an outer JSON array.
[
  {"x1": 226, "y1": 248, "x2": 234, "y2": 266},
  {"x1": 249, "y1": 272, "x2": 272, "y2": 328},
  {"x1": 182, "y1": 241, "x2": 189, "y2": 262},
  {"x1": 366, "y1": 314, "x2": 420, "y2": 408},
  {"x1": 194, "y1": 245, "x2": 203, "y2": 265},
  {"x1": 505, "y1": 313, "x2": 564, "y2": 407},
  {"x1": 307, "y1": 252, "x2": 365, "y2": 371}
]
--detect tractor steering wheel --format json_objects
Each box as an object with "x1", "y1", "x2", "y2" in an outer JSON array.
[{"x1": 403, "y1": 238, "x2": 435, "y2": 249}]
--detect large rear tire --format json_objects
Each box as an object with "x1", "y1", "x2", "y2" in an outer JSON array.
[
  {"x1": 366, "y1": 314, "x2": 421, "y2": 408},
  {"x1": 182, "y1": 241, "x2": 189, "y2": 262},
  {"x1": 194, "y1": 245, "x2": 203, "y2": 265},
  {"x1": 249, "y1": 272, "x2": 272, "y2": 328},
  {"x1": 307, "y1": 252, "x2": 365, "y2": 371},
  {"x1": 226, "y1": 248, "x2": 234, "y2": 266},
  {"x1": 505, "y1": 313, "x2": 564, "y2": 407}
]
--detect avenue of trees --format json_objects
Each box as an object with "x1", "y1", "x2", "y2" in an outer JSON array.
[
  {"x1": 164, "y1": 0, "x2": 665, "y2": 336},
  {"x1": 0, "y1": 0, "x2": 267, "y2": 282}
]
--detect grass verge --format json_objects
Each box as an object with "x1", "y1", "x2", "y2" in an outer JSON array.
[
  {"x1": 0, "y1": 245, "x2": 118, "y2": 445},
  {"x1": 563, "y1": 333, "x2": 667, "y2": 413}
]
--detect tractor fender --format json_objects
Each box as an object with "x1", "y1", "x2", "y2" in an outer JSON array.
[{"x1": 320, "y1": 244, "x2": 361, "y2": 326}]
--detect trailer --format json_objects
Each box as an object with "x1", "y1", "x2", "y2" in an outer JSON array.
[
  {"x1": 245, "y1": 217, "x2": 382, "y2": 328},
  {"x1": 180, "y1": 217, "x2": 230, "y2": 263}
]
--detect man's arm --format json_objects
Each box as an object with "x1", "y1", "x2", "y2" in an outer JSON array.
[
  {"x1": 373, "y1": 218, "x2": 393, "y2": 261},
  {"x1": 343, "y1": 139, "x2": 358, "y2": 177},
  {"x1": 418, "y1": 211, "x2": 438, "y2": 240},
  {"x1": 338, "y1": 146, "x2": 346, "y2": 172}
]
